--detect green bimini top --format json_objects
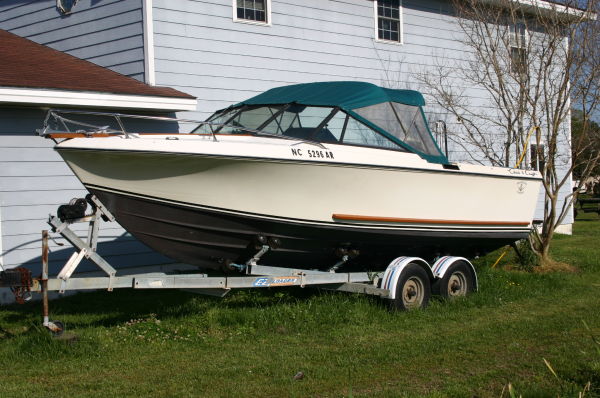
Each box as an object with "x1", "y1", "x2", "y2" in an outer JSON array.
[
  {"x1": 221, "y1": 81, "x2": 447, "y2": 164},
  {"x1": 235, "y1": 81, "x2": 426, "y2": 109}
]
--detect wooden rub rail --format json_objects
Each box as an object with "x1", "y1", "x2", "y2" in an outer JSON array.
[
  {"x1": 331, "y1": 214, "x2": 530, "y2": 227},
  {"x1": 46, "y1": 133, "x2": 112, "y2": 139}
]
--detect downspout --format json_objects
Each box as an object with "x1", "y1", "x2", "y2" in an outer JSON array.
[
  {"x1": 0, "y1": 204, "x2": 4, "y2": 271},
  {"x1": 142, "y1": 0, "x2": 156, "y2": 86},
  {"x1": 564, "y1": 34, "x2": 573, "y2": 224}
]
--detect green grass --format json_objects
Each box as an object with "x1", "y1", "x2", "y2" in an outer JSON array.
[{"x1": 1, "y1": 215, "x2": 600, "y2": 397}]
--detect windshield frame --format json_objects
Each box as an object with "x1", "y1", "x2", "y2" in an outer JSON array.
[{"x1": 194, "y1": 103, "x2": 449, "y2": 161}]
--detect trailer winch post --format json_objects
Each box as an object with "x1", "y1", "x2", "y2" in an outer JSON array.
[
  {"x1": 48, "y1": 195, "x2": 117, "y2": 292},
  {"x1": 41, "y1": 230, "x2": 49, "y2": 327},
  {"x1": 41, "y1": 230, "x2": 63, "y2": 336}
]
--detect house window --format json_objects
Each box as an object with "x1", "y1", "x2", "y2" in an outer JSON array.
[
  {"x1": 530, "y1": 144, "x2": 545, "y2": 171},
  {"x1": 375, "y1": 0, "x2": 402, "y2": 43},
  {"x1": 509, "y1": 23, "x2": 527, "y2": 73},
  {"x1": 235, "y1": 0, "x2": 269, "y2": 24},
  {"x1": 510, "y1": 47, "x2": 527, "y2": 73}
]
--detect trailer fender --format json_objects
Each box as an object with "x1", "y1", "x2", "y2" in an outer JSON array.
[
  {"x1": 431, "y1": 256, "x2": 478, "y2": 291},
  {"x1": 381, "y1": 257, "x2": 433, "y2": 300}
]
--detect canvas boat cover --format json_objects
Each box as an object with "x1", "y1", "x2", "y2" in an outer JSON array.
[
  {"x1": 223, "y1": 81, "x2": 448, "y2": 164},
  {"x1": 235, "y1": 81, "x2": 425, "y2": 110}
]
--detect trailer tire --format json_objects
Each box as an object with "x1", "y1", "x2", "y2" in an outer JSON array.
[
  {"x1": 391, "y1": 263, "x2": 431, "y2": 311},
  {"x1": 433, "y1": 261, "x2": 475, "y2": 299}
]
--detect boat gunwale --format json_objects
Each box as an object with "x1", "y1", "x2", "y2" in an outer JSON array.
[{"x1": 55, "y1": 146, "x2": 543, "y2": 182}]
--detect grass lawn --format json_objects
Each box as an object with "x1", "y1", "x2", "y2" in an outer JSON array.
[{"x1": 1, "y1": 215, "x2": 599, "y2": 397}]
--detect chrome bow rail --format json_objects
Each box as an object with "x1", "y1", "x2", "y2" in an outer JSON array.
[
  {"x1": 36, "y1": 109, "x2": 225, "y2": 140},
  {"x1": 36, "y1": 109, "x2": 331, "y2": 149}
]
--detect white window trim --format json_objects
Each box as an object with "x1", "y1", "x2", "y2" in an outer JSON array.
[
  {"x1": 373, "y1": 0, "x2": 404, "y2": 45},
  {"x1": 509, "y1": 22, "x2": 528, "y2": 49},
  {"x1": 529, "y1": 142, "x2": 546, "y2": 171},
  {"x1": 232, "y1": 0, "x2": 272, "y2": 26},
  {"x1": 508, "y1": 22, "x2": 529, "y2": 73}
]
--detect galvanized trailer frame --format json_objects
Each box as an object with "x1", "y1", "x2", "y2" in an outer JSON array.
[
  {"x1": 2, "y1": 196, "x2": 388, "y2": 335},
  {"x1": 1, "y1": 195, "x2": 478, "y2": 335}
]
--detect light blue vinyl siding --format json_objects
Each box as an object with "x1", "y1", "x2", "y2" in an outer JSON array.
[
  {"x1": 151, "y1": 0, "x2": 472, "y2": 119},
  {"x1": 0, "y1": 0, "x2": 146, "y2": 81},
  {"x1": 0, "y1": 108, "x2": 171, "y2": 273}
]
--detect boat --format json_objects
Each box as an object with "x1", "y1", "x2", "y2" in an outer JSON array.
[{"x1": 41, "y1": 81, "x2": 542, "y2": 272}]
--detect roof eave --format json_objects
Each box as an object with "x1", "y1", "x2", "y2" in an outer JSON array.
[
  {"x1": 0, "y1": 87, "x2": 198, "y2": 112},
  {"x1": 478, "y1": 0, "x2": 595, "y2": 22}
]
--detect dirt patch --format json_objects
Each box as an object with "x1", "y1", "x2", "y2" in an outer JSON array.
[{"x1": 534, "y1": 259, "x2": 579, "y2": 273}]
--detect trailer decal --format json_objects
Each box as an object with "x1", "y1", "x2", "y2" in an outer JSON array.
[
  {"x1": 253, "y1": 277, "x2": 299, "y2": 287},
  {"x1": 432, "y1": 256, "x2": 452, "y2": 275}
]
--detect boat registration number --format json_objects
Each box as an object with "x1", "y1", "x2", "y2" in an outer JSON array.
[{"x1": 291, "y1": 148, "x2": 335, "y2": 159}]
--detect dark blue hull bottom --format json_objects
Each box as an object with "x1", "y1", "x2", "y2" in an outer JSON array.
[{"x1": 91, "y1": 188, "x2": 527, "y2": 271}]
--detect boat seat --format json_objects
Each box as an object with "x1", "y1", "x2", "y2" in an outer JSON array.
[{"x1": 283, "y1": 127, "x2": 338, "y2": 143}]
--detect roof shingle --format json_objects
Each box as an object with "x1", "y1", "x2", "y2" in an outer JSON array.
[{"x1": 0, "y1": 29, "x2": 194, "y2": 99}]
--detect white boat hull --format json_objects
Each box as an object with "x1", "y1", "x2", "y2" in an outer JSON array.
[{"x1": 55, "y1": 135, "x2": 541, "y2": 270}]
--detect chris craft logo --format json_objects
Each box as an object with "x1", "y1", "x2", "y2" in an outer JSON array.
[
  {"x1": 517, "y1": 182, "x2": 527, "y2": 194},
  {"x1": 253, "y1": 277, "x2": 299, "y2": 287},
  {"x1": 509, "y1": 169, "x2": 538, "y2": 177}
]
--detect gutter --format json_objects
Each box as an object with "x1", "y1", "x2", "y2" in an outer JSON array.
[{"x1": 0, "y1": 87, "x2": 197, "y2": 112}]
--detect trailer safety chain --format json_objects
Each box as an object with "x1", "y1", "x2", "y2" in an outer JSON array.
[{"x1": 0, "y1": 267, "x2": 33, "y2": 304}]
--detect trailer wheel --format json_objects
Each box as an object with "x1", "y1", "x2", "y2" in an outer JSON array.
[
  {"x1": 391, "y1": 263, "x2": 431, "y2": 311},
  {"x1": 434, "y1": 261, "x2": 475, "y2": 299}
]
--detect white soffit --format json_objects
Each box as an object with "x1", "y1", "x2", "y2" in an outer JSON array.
[
  {"x1": 0, "y1": 87, "x2": 197, "y2": 111},
  {"x1": 480, "y1": 0, "x2": 592, "y2": 20}
]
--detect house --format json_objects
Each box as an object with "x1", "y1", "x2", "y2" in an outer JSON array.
[
  {"x1": 0, "y1": 0, "x2": 575, "y2": 285},
  {"x1": 0, "y1": 27, "x2": 197, "y2": 302}
]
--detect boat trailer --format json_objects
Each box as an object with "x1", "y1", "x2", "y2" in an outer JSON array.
[{"x1": 0, "y1": 195, "x2": 477, "y2": 336}]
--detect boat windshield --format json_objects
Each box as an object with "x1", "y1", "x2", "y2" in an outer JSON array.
[
  {"x1": 195, "y1": 105, "x2": 408, "y2": 151},
  {"x1": 353, "y1": 102, "x2": 442, "y2": 158}
]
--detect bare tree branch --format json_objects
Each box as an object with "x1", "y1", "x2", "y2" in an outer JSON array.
[{"x1": 414, "y1": 0, "x2": 600, "y2": 265}]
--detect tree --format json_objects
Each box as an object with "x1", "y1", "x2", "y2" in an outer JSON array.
[{"x1": 414, "y1": 0, "x2": 600, "y2": 267}]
